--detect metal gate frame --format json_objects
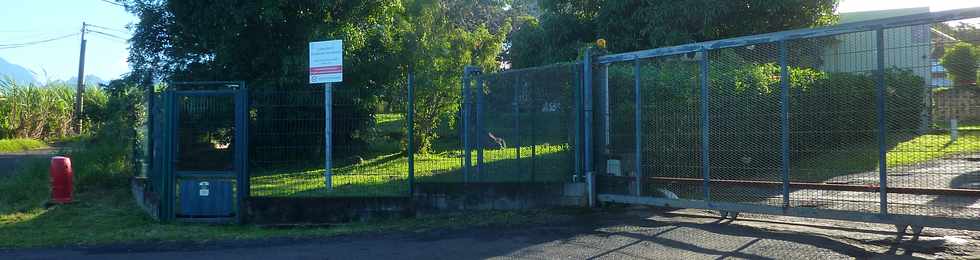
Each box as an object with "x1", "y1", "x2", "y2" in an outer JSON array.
[
  {"x1": 158, "y1": 81, "x2": 249, "y2": 224},
  {"x1": 580, "y1": 8, "x2": 980, "y2": 233}
]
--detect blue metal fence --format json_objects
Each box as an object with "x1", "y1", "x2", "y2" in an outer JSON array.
[{"x1": 588, "y1": 7, "x2": 980, "y2": 231}]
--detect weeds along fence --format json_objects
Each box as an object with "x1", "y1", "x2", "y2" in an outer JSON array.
[{"x1": 592, "y1": 9, "x2": 980, "y2": 227}]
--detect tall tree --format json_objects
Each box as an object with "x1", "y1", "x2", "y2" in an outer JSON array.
[{"x1": 509, "y1": 0, "x2": 838, "y2": 68}]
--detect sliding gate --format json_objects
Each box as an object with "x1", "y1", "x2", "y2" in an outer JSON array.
[{"x1": 502, "y1": 8, "x2": 980, "y2": 232}]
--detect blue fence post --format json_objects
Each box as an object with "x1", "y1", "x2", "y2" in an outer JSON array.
[
  {"x1": 529, "y1": 77, "x2": 536, "y2": 182},
  {"x1": 584, "y1": 47, "x2": 595, "y2": 207},
  {"x1": 408, "y1": 69, "x2": 415, "y2": 195},
  {"x1": 475, "y1": 69, "x2": 485, "y2": 181},
  {"x1": 633, "y1": 57, "x2": 643, "y2": 196},
  {"x1": 462, "y1": 67, "x2": 473, "y2": 182},
  {"x1": 234, "y1": 82, "x2": 249, "y2": 224},
  {"x1": 779, "y1": 41, "x2": 791, "y2": 208},
  {"x1": 574, "y1": 62, "x2": 583, "y2": 182},
  {"x1": 163, "y1": 90, "x2": 176, "y2": 222},
  {"x1": 699, "y1": 49, "x2": 711, "y2": 204},
  {"x1": 514, "y1": 75, "x2": 522, "y2": 179},
  {"x1": 875, "y1": 28, "x2": 889, "y2": 215}
]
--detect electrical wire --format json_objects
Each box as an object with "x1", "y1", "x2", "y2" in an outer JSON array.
[
  {"x1": 100, "y1": 0, "x2": 125, "y2": 7},
  {"x1": 0, "y1": 33, "x2": 80, "y2": 49},
  {"x1": 88, "y1": 33, "x2": 128, "y2": 43},
  {"x1": 86, "y1": 29, "x2": 129, "y2": 41},
  {"x1": 87, "y1": 23, "x2": 130, "y2": 34}
]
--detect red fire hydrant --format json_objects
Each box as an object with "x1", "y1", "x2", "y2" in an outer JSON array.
[{"x1": 50, "y1": 156, "x2": 73, "y2": 204}]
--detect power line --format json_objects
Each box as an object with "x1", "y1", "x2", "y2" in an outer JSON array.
[
  {"x1": 87, "y1": 23, "x2": 130, "y2": 34},
  {"x1": 86, "y1": 29, "x2": 129, "y2": 41},
  {"x1": 0, "y1": 33, "x2": 80, "y2": 49},
  {"x1": 88, "y1": 33, "x2": 128, "y2": 43},
  {"x1": 100, "y1": 0, "x2": 125, "y2": 7}
]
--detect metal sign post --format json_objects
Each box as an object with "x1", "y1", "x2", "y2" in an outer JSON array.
[{"x1": 310, "y1": 40, "x2": 343, "y2": 191}]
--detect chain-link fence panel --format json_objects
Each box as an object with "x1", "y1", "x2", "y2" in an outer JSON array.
[
  {"x1": 637, "y1": 54, "x2": 705, "y2": 201},
  {"x1": 457, "y1": 63, "x2": 578, "y2": 183},
  {"x1": 884, "y1": 20, "x2": 980, "y2": 219},
  {"x1": 248, "y1": 82, "x2": 408, "y2": 197}
]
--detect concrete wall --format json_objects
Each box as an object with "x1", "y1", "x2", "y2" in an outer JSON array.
[
  {"x1": 130, "y1": 177, "x2": 160, "y2": 221},
  {"x1": 245, "y1": 182, "x2": 588, "y2": 224},
  {"x1": 933, "y1": 88, "x2": 980, "y2": 122}
]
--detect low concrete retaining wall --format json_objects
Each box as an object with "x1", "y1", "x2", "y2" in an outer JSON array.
[
  {"x1": 245, "y1": 182, "x2": 588, "y2": 224},
  {"x1": 413, "y1": 182, "x2": 587, "y2": 213},
  {"x1": 130, "y1": 177, "x2": 160, "y2": 221}
]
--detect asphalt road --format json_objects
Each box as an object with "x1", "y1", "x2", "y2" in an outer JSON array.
[{"x1": 4, "y1": 208, "x2": 979, "y2": 260}]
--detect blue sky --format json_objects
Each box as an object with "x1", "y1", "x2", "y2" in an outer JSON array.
[
  {"x1": 0, "y1": 0, "x2": 979, "y2": 82},
  {"x1": 0, "y1": 0, "x2": 135, "y2": 82}
]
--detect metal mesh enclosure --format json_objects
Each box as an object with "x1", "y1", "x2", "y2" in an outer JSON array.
[
  {"x1": 596, "y1": 13, "x2": 980, "y2": 226},
  {"x1": 453, "y1": 63, "x2": 579, "y2": 183},
  {"x1": 247, "y1": 83, "x2": 409, "y2": 197}
]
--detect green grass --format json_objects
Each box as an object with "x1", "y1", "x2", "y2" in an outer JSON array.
[
  {"x1": 934, "y1": 121, "x2": 980, "y2": 131},
  {"x1": 0, "y1": 138, "x2": 48, "y2": 153},
  {"x1": 888, "y1": 133, "x2": 980, "y2": 166},
  {"x1": 251, "y1": 143, "x2": 572, "y2": 197},
  {"x1": 791, "y1": 132, "x2": 980, "y2": 182},
  {"x1": 0, "y1": 138, "x2": 567, "y2": 249},
  {"x1": 0, "y1": 184, "x2": 558, "y2": 248}
]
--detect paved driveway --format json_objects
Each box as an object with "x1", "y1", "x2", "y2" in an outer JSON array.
[{"x1": 4, "y1": 208, "x2": 978, "y2": 259}]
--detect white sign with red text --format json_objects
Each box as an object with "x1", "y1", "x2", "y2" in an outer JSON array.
[{"x1": 309, "y1": 40, "x2": 343, "y2": 84}]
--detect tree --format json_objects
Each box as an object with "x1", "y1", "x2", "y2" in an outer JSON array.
[
  {"x1": 122, "y1": 0, "x2": 513, "y2": 155},
  {"x1": 940, "y1": 42, "x2": 979, "y2": 86},
  {"x1": 401, "y1": 0, "x2": 510, "y2": 153},
  {"x1": 509, "y1": 0, "x2": 838, "y2": 68}
]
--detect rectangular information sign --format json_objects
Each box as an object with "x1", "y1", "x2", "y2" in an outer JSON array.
[{"x1": 309, "y1": 40, "x2": 343, "y2": 83}]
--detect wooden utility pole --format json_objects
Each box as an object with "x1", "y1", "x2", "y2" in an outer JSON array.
[{"x1": 74, "y1": 22, "x2": 87, "y2": 134}]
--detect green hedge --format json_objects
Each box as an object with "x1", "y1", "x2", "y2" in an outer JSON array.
[{"x1": 607, "y1": 52, "x2": 925, "y2": 179}]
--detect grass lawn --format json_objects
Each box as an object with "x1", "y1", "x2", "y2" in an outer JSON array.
[
  {"x1": 0, "y1": 138, "x2": 47, "y2": 153},
  {"x1": 792, "y1": 132, "x2": 980, "y2": 182},
  {"x1": 0, "y1": 151, "x2": 567, "y2": 249},
  {"x1": 251, "y1": 143, "x2": 572, "y2": 197},
  {"x1": 934, "y1": 121, "x2": 980, "y2": 131}
]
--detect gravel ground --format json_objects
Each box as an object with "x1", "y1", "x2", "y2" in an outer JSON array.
[{"x1": 2, "y1": 208, "x2": 979, "y2": 259}]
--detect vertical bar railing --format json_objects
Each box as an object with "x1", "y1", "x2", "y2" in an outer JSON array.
[
  {"x1": 699, "y1": 49, "x2": 711, "y2": 204},
  {"x1": 407, "y1": 70, "x2": 415, "y2": 195},
  {"x1": 633, "y1": 58, "x2": 643, "y2": 196},
  {"x1": 779, "y1": 41, "x2": 791, "y2": 207},
  {"x1": 875, "y1": 28, "x2": 889, "y2": 215}
]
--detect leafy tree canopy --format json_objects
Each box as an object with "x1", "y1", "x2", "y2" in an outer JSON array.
[{"x1": 508, "y1": 0, "x2": 838, "y2": 68}]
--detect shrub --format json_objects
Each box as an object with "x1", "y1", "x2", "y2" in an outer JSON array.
[{"x1": 940, "y1": 42, "x2": 979, "y2": 86}]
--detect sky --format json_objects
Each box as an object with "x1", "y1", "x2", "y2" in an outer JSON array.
[
  {"x1": 0, "y1": 0, "x2": 135, "y2": 82},
  {"x1": 1, "y1": 1, "x2": 979, "y2": 83}
]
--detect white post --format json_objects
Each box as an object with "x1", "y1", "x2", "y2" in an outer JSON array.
[
  {"x1": 951, "y1": 118, "x2": 958, "y2": 143},
  {"x1": 325, "y1": 83, "x2": 333, "y2": 191}
]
